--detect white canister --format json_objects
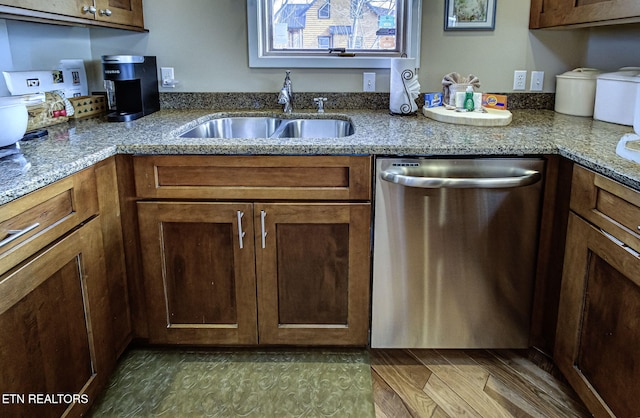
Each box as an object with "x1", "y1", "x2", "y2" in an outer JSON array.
[
  {"x1": 555, "y1": 68, "x2": 601, "y2": 117},
  {"x1": 593, "y1": 69, "x2": 640, "y2": 126}
]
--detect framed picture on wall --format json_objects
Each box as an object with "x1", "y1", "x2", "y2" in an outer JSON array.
[{"x1": 444, "y1": 0, "x2": 497, "y2": 31}]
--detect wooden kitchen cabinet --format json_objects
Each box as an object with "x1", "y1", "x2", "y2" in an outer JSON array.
[
  {"x1": 555, "y1": 165, "x2": 640, "y2": 417},
  {"x1": 95, "y1": 157, "x2": 132, "y2": 357},
  {"x1": 0, "y1": 0, "x2": 144, "y2": 31},
  {"x1": 137, "y1": 201, "x2": 259, "y2": 345},
  {"x1": 256, "y1": 203, "x2": 371, "y2": 346},
  {"x1": 0, "y1": 165, "x2": 132, "y2": 417},
  {"x1": 93, "y1": 0, "x2": 144, "y2": 28},
  {"x1": 0, "y1": 219, "x2": 112, "y2": 418},
  {"x1": 530, "y1": 0, "x2": 640, "y2": 28},
  {"x1": 133, "y1": 155, "x2": 372, "y2": 346}
]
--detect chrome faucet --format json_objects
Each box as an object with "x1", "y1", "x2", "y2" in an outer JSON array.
[{"x1": 278, "y1": 70, "x2": 293, "y2": 113}]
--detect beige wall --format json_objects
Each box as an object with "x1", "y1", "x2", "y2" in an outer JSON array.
[
  {"x1": 115, "y1": 0, "x2": 587, "y2": 93},
  {"x1": 2, "y1": 0, "x2": 639, "y2": 95}
]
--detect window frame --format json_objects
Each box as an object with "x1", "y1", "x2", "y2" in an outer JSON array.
[
  {"x1": 317, "y1": 35, "x2": 332, "y2": 49},
  {"x1": 318, "y1": 0, "x2": 330, "y2": 19},
  {"x1": 247, "y1": 0, "x2": 422, "y2": 69}
]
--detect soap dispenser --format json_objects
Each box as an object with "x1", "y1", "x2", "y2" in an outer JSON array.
[{"x1": 464, "y1": 85, "x2": 475, "y2": 111}]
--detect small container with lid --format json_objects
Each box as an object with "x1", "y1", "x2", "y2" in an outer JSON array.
[
  {"x1": 555, "y1": 68, "x2": 601, "y2": 117},
  {"x1": 594, "y1": 68, "x2": 640, "y2": 126}
]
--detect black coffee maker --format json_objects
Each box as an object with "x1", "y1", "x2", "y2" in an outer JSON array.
[{"x1": 102, "y1": 55, "x2": 160, "y2": 122}]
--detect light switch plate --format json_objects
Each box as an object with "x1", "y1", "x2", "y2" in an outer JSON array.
[
  {"x1": 530, "y1": 71, "x2": 544, "y2": 91},
  {"x1": 363, "y1": 72, "x2": 376, "y2": 92}
]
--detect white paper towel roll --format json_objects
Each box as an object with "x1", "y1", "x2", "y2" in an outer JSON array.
[{"x1": 390, "y1": 58, "x2": 420, "y2": 115}]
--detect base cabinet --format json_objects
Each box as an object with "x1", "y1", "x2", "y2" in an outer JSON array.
[
  {"x1": 133, "y1": 155, "x2": 372, "y2": 347},
  {"x1": 0, "y1": 219, "x2": 112, "y2": 418},
  {"x1": 555, "y1": 166, "x2": 640, "y2": 417},
  {"x1": 138, "y1": 201, "x2": 371, "y2": 346},
  {"x1": 256, "y1": 203, "x2": 370, "y2": 346},
  {"x1": 138, "y1": 201, "x2": 258, "y2": 345}
]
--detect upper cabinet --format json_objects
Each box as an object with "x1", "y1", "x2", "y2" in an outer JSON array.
[
  {"x1": 0, "y1": 0, "x2": 145, "y2": 31},
  {"x1": 530, "y1": 0, "x2": 640, "y2": 28}
]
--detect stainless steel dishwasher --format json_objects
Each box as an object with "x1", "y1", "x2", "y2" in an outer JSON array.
[{"x1": 371, "y1": 158, "x2": 545, "y2": 348}]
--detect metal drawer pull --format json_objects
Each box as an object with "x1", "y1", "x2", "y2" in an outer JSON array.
[
  {"x1": 0, "y1": 222, "x2": 40, "y2": 248},
  {"x1": 601, "y1": 229, "x2": 640, "y2": 258},
  {"x1": 82, "y1": 5, "x2": 96, "y2": 14},
  {"x1": 260, "y1": 210, "x2": 267, "y2": 249},
  {"x1": 99, "y1": 8, "x2": 112, "y2": 16},
  {"x1": 237, "y1": 211, "x2": 246, "y2": 249}
]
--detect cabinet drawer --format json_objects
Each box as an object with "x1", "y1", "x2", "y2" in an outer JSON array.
[
  {"x1": 0, "y1": 168, "x2": 98, "y2": 276},
  {"x1": 133, "y1": 155, "x2": 372, "y2": 201},
  {"x1": 570, "y1": 165, "x2": 640, "y2": 253}
]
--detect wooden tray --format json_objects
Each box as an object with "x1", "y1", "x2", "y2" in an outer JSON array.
[{"x1": 423, "y1": 106, "x2": 512, "y2": 127}]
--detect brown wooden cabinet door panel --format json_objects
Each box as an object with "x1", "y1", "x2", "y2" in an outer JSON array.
[
  {"x1": 0, "y1": 0, "x2": 87, "y2": 18},
  {"x1": 0, "y1": 167, "x2": 98, "y2": 277},
  {"x1": 137, "y1": 202, "x2": 258, "y2": 345},
  {"x1": 531, "y1": 0, "x2": 640, "y2": 28},
  {"x1": 0, "y1": 0, "x2": 144, "y2": 29},
  {"x1": 133, "y1": 155, "x2": 372, "y2": 201},
  {"x1": 555, "y1": 213, "x2": 640, "y2": 417},
  {"x1": 95, "y1": 0, "x2": 143, "y2": 27},
  {"x1": 0, "y1": 219, "x2": 110, "y2": 418},
  {"x1": 255, "y1": 203, "x2": 371, "y2": 346}
]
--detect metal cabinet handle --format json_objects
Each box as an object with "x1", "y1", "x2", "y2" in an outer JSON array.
[
  {"x1": 601, "y1": 228, "x2": 640, "y2": 258},
  {"x1": 82, "y1": 5, "x2": 97, "y2": 14},
  {"x1": 99, "y1": 8, "x2": 112, "y2": 16},
  {"x1": 260, "y1": 210, "x2": 267, "y2": 249},
  {"x1": 380, "y1": 168, "x2": 541, "y2": 189},
  {"x1": 0, "y1": 222, "x2": 40, "y2": 248},
  {"x1": 236, "y1": 211, "x2": 246, "y2": 249}
]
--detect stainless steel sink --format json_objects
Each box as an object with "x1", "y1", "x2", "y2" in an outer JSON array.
[
  {"x1": 274, "y1": 118, "x2": 354, "y2": 138},
  {"x1": 179, "y1": 116, "x2": 354, "y2": 138},
  {"x1": 180, "y1": 117, "x2": 282, "y2": 139}
]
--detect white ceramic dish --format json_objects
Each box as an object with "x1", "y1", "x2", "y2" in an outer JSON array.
[{"x1": 0, "y1": 103, "x2": 28, "y2": 147}]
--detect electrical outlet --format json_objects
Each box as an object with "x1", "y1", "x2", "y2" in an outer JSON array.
[
  {"x1": 530, "y1": 71, "x2": 544, "y2": 91},
  {"x1": 161, "y1": 67, "x2": 175, "y2": 87},
  {"x1": 513, "y1": 70, "x2": 527, "y2": 91},
  {"x1": 363, "y1": 72, "x2": 376, "y2": 92}
]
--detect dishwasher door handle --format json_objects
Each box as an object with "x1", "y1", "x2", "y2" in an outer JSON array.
[{"x1": 380, "y1": 168, "x2": 541, "y2": 189}]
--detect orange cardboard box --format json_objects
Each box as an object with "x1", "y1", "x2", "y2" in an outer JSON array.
[{"x1": 482, "y1": 94, "x2": 508, "y2": 110}]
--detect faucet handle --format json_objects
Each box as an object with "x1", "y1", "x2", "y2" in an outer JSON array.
[{"x1": 314, "y1": 97, "x2": 327, "y2": 113}]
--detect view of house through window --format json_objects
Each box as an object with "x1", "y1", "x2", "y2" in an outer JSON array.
[{"x1": 268, "y1": 0, "x2": 401, "y2": 53}]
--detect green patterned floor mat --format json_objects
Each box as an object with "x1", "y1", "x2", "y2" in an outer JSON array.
[{"x1": 88, "y1": 348, "x2": 375, "y2": 418}]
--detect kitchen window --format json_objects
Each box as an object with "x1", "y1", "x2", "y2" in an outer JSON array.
[{"x1": 247, "y1": 0, "x2": 422, "y2": 69}]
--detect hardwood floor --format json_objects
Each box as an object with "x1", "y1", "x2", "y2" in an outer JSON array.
[{"x1": 371, "y1": 349, "x2": 591, "y2": 418}]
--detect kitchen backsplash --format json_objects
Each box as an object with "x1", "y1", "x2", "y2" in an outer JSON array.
[{"x1": 160, "y1": 93, "x2": 555, "y2": 111}]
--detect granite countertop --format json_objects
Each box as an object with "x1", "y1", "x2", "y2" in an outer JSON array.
[{"x1": 1, "y1": 108, "x2": 639, "y2": 205}]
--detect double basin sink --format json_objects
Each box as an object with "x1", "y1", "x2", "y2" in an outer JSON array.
[{"x1": 180, "y1": 116, "x2": 354, "y2": 139}]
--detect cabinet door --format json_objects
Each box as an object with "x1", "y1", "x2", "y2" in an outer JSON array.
[
  {"x1": 555, "y1": 213, "x2": 640, "y2": 417},
  {"x1": 255, "y1": 203, "x2": 371, "y2": 346},
  {"x1": 95, "y1": 0, "x2": 143, "y2": 28},
  {"x1": 0, "y1": 219, "x2": 111, "y2": 418},
  {"x1": 531, "y1": 0, "x2": 640, "y2": 28},
  {"x1": 0, "y1": 0, "x2": 88, "y2": 18},
  {"x1": 137, "y1": 202, "x2": 258, "y2": 345}
]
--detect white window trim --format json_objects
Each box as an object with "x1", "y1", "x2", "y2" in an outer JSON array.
[{"x1": 247, "y1": 0, "x2": 422, "y2": 69}]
